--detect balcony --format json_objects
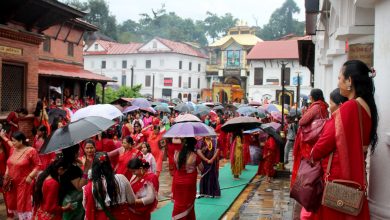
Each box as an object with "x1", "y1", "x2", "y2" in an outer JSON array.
[{"x1": 206, "y1": 64, "x2": 220, "y2": 73}]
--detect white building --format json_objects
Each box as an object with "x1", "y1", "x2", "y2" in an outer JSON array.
[
  {"x1": 305, "y1": 0, "x2": 390, "y2": 218},
  {"x1": 84, "y1": 38, "x2": 208, "y2": 101},
  {"x1": 246, "y1": 40, "x2": 312, "y2": 105}
]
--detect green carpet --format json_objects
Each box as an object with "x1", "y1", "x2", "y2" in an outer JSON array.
[{"x1": 152, "y1": 163, "x2": 258, "y2": 220}]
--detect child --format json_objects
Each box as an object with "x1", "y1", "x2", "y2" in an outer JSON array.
[{"x1": 141, "y1": 142, "x2": 157, "y2": 174}]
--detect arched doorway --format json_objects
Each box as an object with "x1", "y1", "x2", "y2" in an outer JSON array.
[
  {"x1": 276, "y1": 90, "x2": 294, "y2": 106},
  {"x1": 188, "y1": 93, "x2": 192, "y2": 102},
  {"x1": 218, "y1": 89, "x2": 228, "y2": 104},
  {"x1": 178, "y1": 93, "x2": 182, "y2": 100}
]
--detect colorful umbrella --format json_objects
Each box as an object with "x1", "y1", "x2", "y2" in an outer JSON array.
[
  {"x1": 71, "y1": 104, "x2": 123, "y2": 122},
  {"x1": 154, "y1": 105, "x2": 171, "y2": 113},
  {"x1": 174, "y1": 114, "x2": 201, "y2": 123},
  {"x1": 237, "y1": 106, "x2": 260, "y2": 116},
  {"x1": 163, "y1": 122, "x2": 216, "y2": 138},
  {"x1": 131, "y1": 98, "x2": 151, "y2": 108},
  {"x1": 123, "y1": 106, "x2": 140, "y2": 114}
]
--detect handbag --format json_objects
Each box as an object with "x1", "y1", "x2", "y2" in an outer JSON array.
[
  {"x1": 290, "y1": 158, "x2": 324, "y2": 212},
  {"x1": 301, "y1": 108, "x2": 327, "y2": 145},
  {"x1": 321, "y1": 101, "x2": 366, "y2": 216}
]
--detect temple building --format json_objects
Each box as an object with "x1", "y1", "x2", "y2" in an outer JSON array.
[{"x1": 205, "y1": 22, "x2": 262, "y2": 103}]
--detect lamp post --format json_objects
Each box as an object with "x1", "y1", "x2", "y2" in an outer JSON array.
[
  {"x1": 130, "y1": 66, "x2": 134, "y2": 88},
  {"x1": 280, "y1": 61, "x2": 287, "y2": 166},
  {"x1": 296, "y1": 71, "x2": 301, "y2": 108}
]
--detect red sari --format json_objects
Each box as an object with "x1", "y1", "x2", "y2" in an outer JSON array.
[
  {"x1": 6, "y1": 147, "x2": 41, "y2": 212},
  {"x1": 242, "y1": 134, "x2": 251, "y2": 166},
  {"x1": 144, "y1": 129, "x2": 166, "y2": 175},
  {"x1": 167, "y1": 141, "x2": 183, "y2": 176},
  {"x1": 215, "y1": 124, "x2": 229, "y2": 159},
  {"x1": 34, "y1": 178, "x2": 63, "y2": 220},
  {"x1": 172, "y1": 152, "x2": 200, "y2": 220},
  {"x1": 115, "y1": 148, "x2": 142, "y2": 180},
  {"x1": 311, "y1": 100, "x2": 371, "y2": 220},
  {"x1": 291, "y1": 100, "x2": 328, "y2": 187},
  {"x1": 33, "y1": 137, "x2": 55, "y2": 170},
  {"x1": 0, "y1": 140, "x2": 13, "y2": 218},
  {"x1": 6, "y1": 111, "x2": 19, "y2": 136},
  {"x1": 131, "y1": 132, "x2": 146, "y2": 149},
  {"x1": 257, "y1": 137, "x2": 278, "y2": 177},
  {"x1": 129, "y1": 173, "x2": 159, "y2": 220}
]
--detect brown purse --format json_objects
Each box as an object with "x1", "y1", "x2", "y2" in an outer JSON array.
[{"x1": 321, "y1": 101, "x2": 366, "y2": 216}]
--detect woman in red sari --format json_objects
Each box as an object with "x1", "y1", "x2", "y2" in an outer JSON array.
[
  {"x1": 83, "y1": 152, "x2": 135, "y2": 220},
  {"x1": 121, "y1": 117, "x2": 133, "y2": 139},
  {"x1": 310, "y1": 60, "x2": 378, "y2": 220},
  {"x1": 33, "y1": 101, "x2": 50, "y2": 136},
  {"x1": 6, "y1": 108, "x2": 28, "y2": 136},
  {"x1": 215, "y1": 118, "x2": 229, "y2": 159},
  {"x1": 1, "y1": 131, "x2": 41, "y2": 220},
  {"x1": 257, "y1": 134, "x2": 278, "y2": 182},
  {"x1": 0, "y1": 126, "x2": 13, "y2": 219},
  {"x1": 131, "y1": 121, "x2": 146, "y2": 149},
  {"x1": 127, "y1": 157, "x2": 159, "y2": 220},
  {"x1": 172, "y1": 138, "x2": 203, "y2": 220},
  {"x1": 143, "y1": 121, "x2": 166, "y2": 177},
  {"x1": 33, "y1": 125, "x2": 56, "y2": 170},
  {"x1": 79, "y1": 139, "x2": 96, "y2": 170},
  {"x1": 33, "y1": 158, "x2": 73, "y2": 220},
  {"x1": 291, "y1": 89, "x2": 328, "y2": 186},
  {"x1": 114, "y1": 136, "x2": 142, "y2": 180}
]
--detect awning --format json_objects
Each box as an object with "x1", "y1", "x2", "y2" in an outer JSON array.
[{"x1": 39, "y1": 61, "x2": 115, "y2": 83}]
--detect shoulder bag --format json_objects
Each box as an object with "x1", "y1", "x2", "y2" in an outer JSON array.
[{"x1": 321, "y1": 101, "x2": 366, "y2": 216}]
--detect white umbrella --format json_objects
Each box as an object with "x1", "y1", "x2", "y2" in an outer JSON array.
[{"x1": 71, "y1": 104, "x2": 123, "y2": 122}]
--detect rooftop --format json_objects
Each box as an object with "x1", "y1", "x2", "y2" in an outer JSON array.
[{"x1": 247, "y1": 40, "x2": 299, "y2": 60}]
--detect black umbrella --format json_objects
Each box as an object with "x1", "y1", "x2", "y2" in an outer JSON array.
[
  {"x1": 174, "y1": 103, "x2": 193, "y2": 113},
  {"x1": 213, "y1": 105, "x2": 224, "y2": 111},
  {"x1": 221, "y1": 116, "x2": 262, "y2": 132},
  {"x1": 260, "y1": 124, "x2": 284, "y2": 147},
  {"x1": 39, "y1": 116, "x2": 115, "y2": 154},
  {"x1": 48, "y1": 108, "x2": 67, "y2": 124}
]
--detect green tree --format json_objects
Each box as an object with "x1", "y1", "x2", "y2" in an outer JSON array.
[
  {"x1": 257, "y1": 0, "x2": 304, "y2": 40},
  {"x1": 96, "y1": 84, "x2": 142, "y2": 104},
  {"x1": 204, "y1": 12, "x2": 238, "y2": 41},
  {"x1": 65, "y1": 0, "x2": 118, "y2": 40}
]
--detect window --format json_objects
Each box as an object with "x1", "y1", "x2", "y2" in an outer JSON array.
[
  {"x1": 67, "y1": 42, "x2": 74, "y2": 56},
  {"x1": 283, "y1": 67, "x2": 291, "y2": 86},
  {"x1": 146, "y1": 60, "x2": 151, "y2": 69},
  {"x1": 145, "y1": 75, "x2": 151, "y2": 87},
  {"x1": 101, "y1": 61, "x2": 106, "y2": 69},
  {"x1": 122, "y1": 74, "x2": 127, "y2": 86},
  {"x1": 179, "y1": 61, "x2": 182, "y2": 69},
  {"x1": 226, "y1": 50, "x2": 240, "y2": 67},
  {"x1": 188, "y1": 77, "x2": 191, "y2": 88},
  {"x1": 1, "y1": 63, "x2": 25, "y2": 112},
  {"x1": 198, "y1": 64, "x2": 201, "y2": 72},
  {"x1": 43, "y1": 37, "x2": 51, "y2": 52},
  {"x1": 254, "y1": 68, "x2": 263, "y2": 85},
  {"x1": 178, "y1": 76, "x2": 182, "y2": 87},
  {"x1": 122, "y1": 60, "x2": 127, "y2": 69},
  {"x1": 197, "y1": 78, "x2": 200, "y2": 89},
  {"x1": 94, "y1": 44, "x2": 98, "y2": 50},
  {"x1": 164, "y1": 77, "x2": 173, "y2": 86},
  {"x1": 189, "y1": 62, "x2": 192, "y2": 70}
]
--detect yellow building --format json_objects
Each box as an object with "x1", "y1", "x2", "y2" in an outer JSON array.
[{"x1": 206, "y1": 21, "x2": 262, "y2": 103}]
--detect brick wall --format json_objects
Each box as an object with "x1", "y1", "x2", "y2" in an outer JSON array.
[{"x1": 39, "y1": 24, "x2": 84, "y2": 64}]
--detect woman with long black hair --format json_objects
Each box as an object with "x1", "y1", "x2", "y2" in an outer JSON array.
[
  {"x1": 33, "y1": 158, "x2": 73, "y2": 220},
  {"x1": 311, "y1": 60, "x2": 378, "y2": 219},
  {"x1": 172, "y1": 137, "x2": 203, "y2": 220},
  {"x1": 83, "y1": 152, "x2": 135, "y2": 220}
]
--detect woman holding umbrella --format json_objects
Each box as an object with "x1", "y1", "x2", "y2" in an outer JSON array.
[{"x1": 172, "y1": 137, "x2": 203, "y2": 220}]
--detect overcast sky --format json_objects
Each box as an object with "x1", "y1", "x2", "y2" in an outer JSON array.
[{"x1": 98, "y1": 0, "x2": 305, "y2": 26}]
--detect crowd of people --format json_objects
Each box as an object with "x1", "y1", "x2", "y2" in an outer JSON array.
[{"x1": 0, "y1": 59, "x2": 376, "y2": 220}]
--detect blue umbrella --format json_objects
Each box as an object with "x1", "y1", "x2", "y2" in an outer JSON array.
[
  {"x1": 237, "y1": 106, "x2": 260, "y2": 116},
  {"x1": 131, "y1": 98, "x2": 151, "y2": 108},
  {"x1": 154, "y1": 105, "x2": 171, "y2": 113},
  {"x1": 163, "y1": 122, "x2": 216, "y2": 138}
]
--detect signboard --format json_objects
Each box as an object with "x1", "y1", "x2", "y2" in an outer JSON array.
[
  {"x1": 292, "y1": 76, "x2": 303, "y2": 86},
  {"x1": 0, "y1": 45, "x2": 22, "y2": 55},
  {"x1": 348, "y1": 43, "x2": 373, "y2": 67}
]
